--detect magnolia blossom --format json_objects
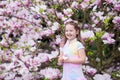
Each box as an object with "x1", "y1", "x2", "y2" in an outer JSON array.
[
  {"x1": 105, "y1": 0, "x2": 113, "y2": 4},
  {"x1": 7, "y1": 1, "x2": 21, "y2": 11},
  {"x1": 63, "y1": 8, "x2": 73, "y2": 17},
  {"x1": 48, "y1": 50, "x2": 59, "y2": 59},
  {"x1": 112, "y1": 16, "x2": 120, "y2": 24},
  {"x1": 14, "y1": 77, "x2": 22, "y2": 80},
  {"x1": 79, "y1": 2, "x2": 89, "y2": 9},
  {"x1": 47, "y1": 21, "x2": 52, "y2": 26},
  {"x1": 14, "y1": 49, "x2": 23, "y2": 56},
  {"x1": 84, "y1": 24, "x2": 91, "y2": 29},
  {"x1": 102, "y1": 32, "x2": 115, "y2": 44},
  {"x1": 94, "y1": 28, "x2": 102, "y2": 32},
  {"x1": 30, "y1": 46, "x2": 36, "y2": 52},
  {"x1": 114, "y1": 3, "x2": 120, "y2": 11},
  {"x1": 30, "y1": 4, "x2": 47, "y2": 14},
  {"x1": 40, "y1": 29, "x2": 54, "y2": 36},
  {"x1": 40, "y1": 67, "x2": 61, "y2": 80},
  {"x1": 112, "y1": 16, "x2": 120, "y2": 29},
  {"x1": 29, "y1": 57, "x2": 41, "y2": 71},
  {"x1": 4, "y1": 72, "x2": 16, "y2": 80},
  {"x1": 0, "y1": 39, "x2": 8, "y2": 47},
  {"x1": 51, "y1": 22, "x2": 60, "y2": 31},
  {"x1": 93, "y1": 0, "x2": 101, "y2": 6},
  {"x1": 21, "y1": 0, "x2": 30, "y2": 7},
  {"x1": 27, "y1": 39, "x2": 36, "y2": 46},
  {"x1": 39, "y1": 4, "x2": 47, "y2": 10},
  {"x1": 93, "y1": 73, "x2": 112, "y2": 80},
  {"x1": 37, "y1": 53, "x2": 49, "y2": 62},
  {"x1": 56, "y1": 12, "x2": 64, "y2": 19},
  {"x1": 94, "y1": 11, "x2": 104, "y2": 20},
  {"x1": 71, "y1": 1, "x2": 78, "y2": 8},
  {"x1": 102, "y1": 37, "x2": 115, "y2": 44},
  {"x1": 92, "y1": 5, "x2": 98, "y2": 11},
  {"x1": 22, "y1": 73, "x2": 34, "y2": 80},
  {"x1": 84, "y1": 0, "x2": 90, "y2": 2},
  {"x1": 91, "y1": 16, "x2": 99, "y2": 24},
  {"x1": 82, "y1": 66, "x2": 97, "y2": 75},
  {"x1": 58, "y1": 0, "x2": 63, "y2": 3},
  {"x1": 81, "y1": 30, "x2": 95, "y2": 40},
  {"x1": 55, "y1": 35, "x2": 62, "y2": 44}
]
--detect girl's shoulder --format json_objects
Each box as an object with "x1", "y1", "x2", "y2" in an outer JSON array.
[
  {"x1": 75, "y1": 41, "x2": 85, "y2": 49},
  {"x1": 75, "y1": 41, "x2": 83, "y2": 45}
]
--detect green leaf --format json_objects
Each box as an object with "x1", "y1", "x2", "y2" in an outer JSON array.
[
  {"x1": 87, "y1": 51, "x2": 94, "y2": 56},
  {"x1": 39, "y1": 8, "x2": 44, "y2": 13},
  {"x1": 95, "y1": 31, "x2": 104, "y2": 38},
  {"x1": 51, "y1": 4, "x2": 59, "y2": 9}
]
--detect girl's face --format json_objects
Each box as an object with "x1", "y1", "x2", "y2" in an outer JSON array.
[{"x1": 65, "y1": 24, "x2": 78, "y2": 41}]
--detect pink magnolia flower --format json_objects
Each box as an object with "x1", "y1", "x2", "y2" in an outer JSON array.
[
  {"x1": 84, "y1": 24, "x2": 91, "y2": 29},
  {"x1": 84, "y1": 0, "x2": 90, "y2": 2},
  {"x1": 7, "y1": 1, "x2": 21, "y2": 11},
  {"x1": 79, "y1": 2, "x2": 89, "y2": 9},
  {"x1": 102, "y1": 32, "x2": 115, "y2": 44},
  {"x1": 56, "y1": 12, "x2": 64, "y2": 19},
  {"x1": 114, "y1": 3, "x2": 120, "y2": 11},
  {"x1": 59, "y1": 0, "x2": 64, "y2": 3},
  {"x1": 102, "y1": 32, "x2": 114, "y2": 39},
  {"x1": 37, "y1": 53, "x2": 49, "y2": 62},
  {"x1": 4, "y1": 72, "x2": 16, "y2": 80},
  {"x1": 27, "y1": 39, "x2": 36, "y2": 46},
  {"x1": 40, "y1": 67, "x2": 61, "y2": 80},
  {"x1": 81, "y1": 30, "x2": 95, "y2": 41},
  {"x1": 102, "y1": 37, "x2": 115, "y2": 44},
  {"x1": 14, "y1": 49, "x2": 24, "y2": 57},
  {"x1": 94, "y1": 0, "x2": 101, "y2": 6},
  {"x1": 82, "y1": 66, "x2": 97, "y2": 76},
  {"x1": 21, "y1": 0, "x2": 31, "y2": 7},
  {"x1": 40, "y1": 29, "x2": 54, "y2": 36},
  {"x1": 47, "y1": 21, "x2": 52, "y2": 26},
  {"x1": 48, "y1": 50, "x2": 59, "y2": 59},
  {"x1": 93, "y1": 73, "x2": 112, "y2": 80},
  {"x1": 0, "y1": 39, "x2": 8, "y2": 47},
  {"x1": 71, "y1": 1, "x2": 78, "y2": 8},
  {"x1": 112, "y1": 16, "x2": 120, "y2": 24},
  {"x1": 18, "y1": 67, "x2": 29, "y2": 75},
  {"x1": 51, "y1": 22, "x2": 60, "y2": 31},
  {"x1": 105, "y1": 0, "x2": 113, "y2": 4},
  {"x1": 16, "y1": 9, "x2": 29, "y2": 19},
  {"x1": 63, "y1": 8, "x2": 73, "y2": 17},
  {"x1": 94, "y1": 11, "x2": 104, "y2": 20},
  {"x1": 14, "y1": 77, "x2": 22, "y2": 80},
  {"x1": 55, "y1": 35, "x2": 62, "y2": 44},
  {"x1": 28, "y1": 57, "x2": 41, "y2": 71},
  {"x1": 22, "y1": 73, "x2": 33, "y2": 80}
]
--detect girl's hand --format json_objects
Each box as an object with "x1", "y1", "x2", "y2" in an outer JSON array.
[{"x1": 62, "y1": 55, "x2": 68, "y2": 60}]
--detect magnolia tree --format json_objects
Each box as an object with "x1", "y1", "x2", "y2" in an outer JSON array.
[{"x1": 0, "y1": 0, "x2": 120, "y2": 80}]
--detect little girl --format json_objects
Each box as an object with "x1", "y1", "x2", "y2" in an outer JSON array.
[{"x1": 58, "y1": 21, "x2": 86, "y2": 80}]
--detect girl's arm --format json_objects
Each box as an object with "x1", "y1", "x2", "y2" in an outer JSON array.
[{"x1": 63, "y1": 48, "x2": 86, "y2": 64}]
